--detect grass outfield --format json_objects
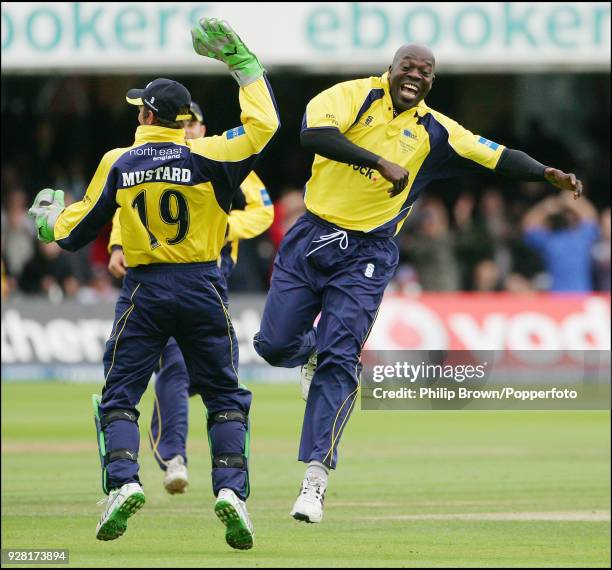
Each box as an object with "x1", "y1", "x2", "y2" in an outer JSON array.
[{"x1": 1, "y1": 382, "x2": 610, "y2": 568}]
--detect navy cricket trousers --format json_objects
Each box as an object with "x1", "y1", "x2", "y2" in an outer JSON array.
[
  {"x1": 100, "y1": 262, "x2": 251, "y2": 499},
  {"x1": 254, "y1": 212, "x2": 398, "y2": 469},
  {"x1": 148, "y1": 256, "x2": 233, "y2": 471}
]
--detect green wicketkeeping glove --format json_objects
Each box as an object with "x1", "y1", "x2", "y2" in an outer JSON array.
[
  {"x1": 28, "y1": 188, "x2": 65, "y2": 243},
  {"x1": 191, "y1": 18, "x2": 264, "y2": 87}
]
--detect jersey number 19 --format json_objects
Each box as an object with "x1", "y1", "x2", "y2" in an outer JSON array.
[{"x1": 132, "y1": 189, "x2": 190, "y2": 249}]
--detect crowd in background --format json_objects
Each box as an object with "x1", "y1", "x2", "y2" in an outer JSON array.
[
  {"x1": 1, "y1": 73, "x2": 610, "y2": 300},
  {"x1": 2, "y1": 178, "x2": 610, "y2": 301},
  {"x1": 393, "y1": 186, "x2": 610, "y2": 295}
]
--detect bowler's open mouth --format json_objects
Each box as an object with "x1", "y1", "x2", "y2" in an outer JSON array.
[{"x1": 400, "y1": 82, "x2": 420, "y2": 98}]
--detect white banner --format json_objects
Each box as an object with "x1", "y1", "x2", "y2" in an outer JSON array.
[
  {"x1": 2, "y1": 294, "x2": 609, "y2": 382},
  {"x1": 1, "y1": 2, "x2": 610, "y2": 73}
]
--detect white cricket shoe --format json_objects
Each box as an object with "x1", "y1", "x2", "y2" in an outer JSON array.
[
  {"x1": 301, "y1": 353, "x2": 317, "y2": 401},
  {"x1": 95, "y1": 482, "x2": 145, "y2": 541},
  {"x1": 290, "y1": 474, "x2": 326, "y2": 523},
  {"x1": 214, "y1": 488, "x2": 254, "y2": 550},
  {"x1": 163, "y1": 455, "x2": 189, "y2": 494}
]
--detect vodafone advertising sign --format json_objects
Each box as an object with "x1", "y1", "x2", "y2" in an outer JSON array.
[
  {"x1": 368, "y1": 294, "x2": 610, "y2": 351},
  {"x1": 1, "y1": 294, "x2": 610, "y2": 382}
]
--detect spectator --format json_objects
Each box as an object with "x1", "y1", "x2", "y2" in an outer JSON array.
[
  {"x1": 473, "y1": 259, "x2": 501, "y2": 292},
  {"x1": 452, "y1": 192, "x2": 493, "y2": 289},
  {"x1": 269, "y1": 187, "x2": 306, "y2": 249},
  {"x1": 76, "y1": 266, "x2": 119, "y2": 304},
  {"x1": 390, "y1": 264, "x2": 421, "y2": 294},
  {"x1": 18, "y1": 242, "x2": 81, "y2": 299},
  {"x1": 402, "y1": 198, "x2": 460, "y2": 291},
  {"x1": 522, "y1": 193, "x2": 600, "y2": 292},
  {"x1": 479, "y1": 188, "x2": 514, "y2": 277},
  {"x1": 593, "y1": 208, "x2": 611, "y2": 292},
  {"x1": 504, "y1": 272, "x2": 537, "y2": 294},
  {"x1": 1, "y1": 189, "x2": 37, "y2": 280}
]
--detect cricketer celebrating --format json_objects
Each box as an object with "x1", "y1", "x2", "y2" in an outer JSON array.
[
  {"x1": 28, "y1": 19, "x2": 279, "y2": 550},
  {"x1": 107, "y1": 101, "x2": 274, "y2": 496},
  {"x1": 254, "y1": 44, "x2": 582, "y2": 524}
]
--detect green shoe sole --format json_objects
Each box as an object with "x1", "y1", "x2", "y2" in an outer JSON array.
[
  {"x1": 96, "y1": 492, "x2": 145, "y2": 541},
  {"x1": 214, "y1": 499, "x2": 254, "y2": 550}
]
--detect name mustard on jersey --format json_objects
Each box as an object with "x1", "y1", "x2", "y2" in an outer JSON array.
[{"x1": 121, "y1": 167, "x2": 192, "y2": 187}]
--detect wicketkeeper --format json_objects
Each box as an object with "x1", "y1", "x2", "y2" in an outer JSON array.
[
  {"x1": 107, "y1": 100, "x2": 274, "y2": 496},
  {"x1": 28, "y1": 19, "x2": 279, "y2": 550}
]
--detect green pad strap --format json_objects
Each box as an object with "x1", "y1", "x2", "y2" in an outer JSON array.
[
  {"x1": 213, "y1": 453, "x2": 246, "y2": 469},
  {"x1": 101, "y1": 409, "x2": 138, "y2": 428},
  {"x1": 104, "y1": 449, "x2": 138, "y2": 466},
  {"x1": 209, "y1": 410, "x2": 247, "y2": 425}
]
